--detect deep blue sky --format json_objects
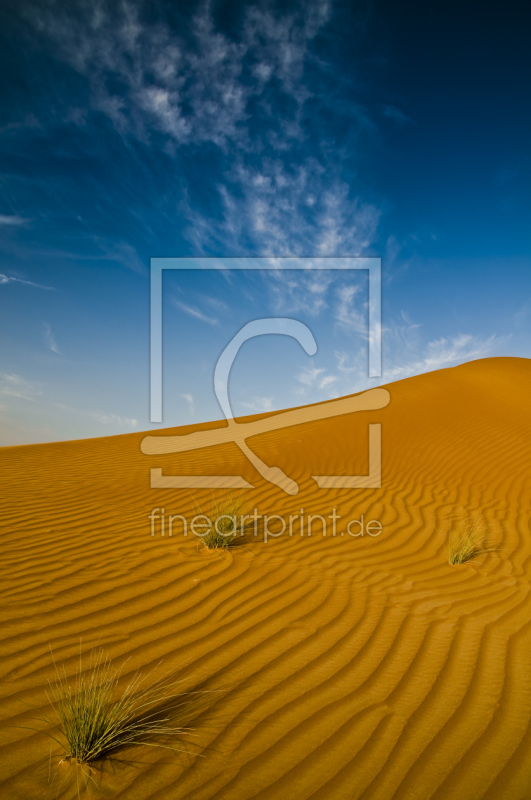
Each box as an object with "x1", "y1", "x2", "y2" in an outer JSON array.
[{"x1": 0, "y1": 0, "x2": 529, "y2": 444}]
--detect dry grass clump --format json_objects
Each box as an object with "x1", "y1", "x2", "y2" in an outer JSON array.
[
  {"x1": 44, "y1": 649, "x2": 193, "y2": 771},
  {"x1": 198, "y1": 494, "x2": 255, "y2": 550},
  {"x1": 448, "y1": 520, "x2": 493, "y2": 565}
]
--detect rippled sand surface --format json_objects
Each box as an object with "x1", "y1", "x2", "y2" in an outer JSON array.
[{"x1": 1, "y1": 357, "x2": 531, "y2": 799}]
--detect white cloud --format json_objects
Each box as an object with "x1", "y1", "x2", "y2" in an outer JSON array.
[
  {"x1": 335, "y1": 284, "x2": 366, "y2": 333},
  {"x1": 90, "y1": 411, "x2": 138, "y2": 426},
  {"x1": 200, "y1": 295, "x2": 229, "y2": 313},
  {"x1": 333, "y1": 320, "x2": 509, "y2": 395},
  {"x1": 0, "y1": 273, "x2": 55, "y2": 290},
  {"x1": 96, "y1": 239, "x2": 146, "y2": 274},
  {"x1": 384, "y1": 332, "x2": 509, "y2": 381},
  {"x1": 0, "y1": 374, "x2": 138, "y2": 434},
  {"x1": 319, "y1": 374, "x2": 338, "y2": 388},
  {"x1": 0, "y1": 373, "x2": 41, "y2": 402},
  {"x1": 180, "y1": 392, "x2": 195, "y2": 415},
  {"x1": 43, "y1": 323, "x2": 60, "y2": 354},
  {"x1": 296, "y1": 366, "x2": 325, "y2": 386},
  {"x1": 194, "y1": 160, "x2": 380, "y2": 258},
  {"x1": 239, "y1": 395, "x2": 274, "y2": 413},
  {"x1": 296, "y1": 365, "x2": 338, "y2": 392},
  {"x1": 54, "y1": 402, "x2": 138, "y2": 427},
  {"x1": 29, "y1": 1, "x2": 380, "y2": 259},
  {"x1": 172, "y1": 299, "x2": 218, "y2": 326},
  {"x1": 0, "y1": 387, "x2": 37, "y2": 401},
  {"x1": 321, "y1": 316, "x2": 511, "y2": 402},
  {"x1": 0, "y1": 214, "x2": 30, "y2": 226},
  {"x1": 29, "y1": 1, "x2": 331, "y2": 149},
  {"x1": 263, "y1": 267, "x2": 333, "y2": 316}
]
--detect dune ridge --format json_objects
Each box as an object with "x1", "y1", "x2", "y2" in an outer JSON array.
[{"x1": 1, "y1": 357, "x2": 531, "y2": 799}]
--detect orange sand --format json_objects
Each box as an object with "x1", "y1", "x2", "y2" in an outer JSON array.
[{"x1": 1, "y1": 356, "x2": 531, "y2": 799}]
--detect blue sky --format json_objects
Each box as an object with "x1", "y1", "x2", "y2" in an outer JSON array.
[{"x1": 0, "y1": 0, "x2": 529, "y2": 444}]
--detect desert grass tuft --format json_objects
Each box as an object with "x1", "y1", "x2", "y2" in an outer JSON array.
[
  {"x1": 45, "y1": 648, "x2": 194, "y2": 769},
  {"x1": 198, "y1": 494, "x2": 255, "y2": 550},
  {"x1": 448, "y1": 520, "x2": 493, "y2": 565}
]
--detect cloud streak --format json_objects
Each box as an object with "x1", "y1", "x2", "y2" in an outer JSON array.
[
  {"x1": 180, "y1": 392, "x2": 195, "y2": 415},
  {"x1": 0, "y1": 214, "x2": 30, "y2": 226},
  {"x1": 172, "y1": 299, "x2": 218, "y2": 326},
  {"x1": 54, "y1": 402, "x2": 138, "y2": 427},
  {"x1": 383, "y1": 332, "x2": 509, "y2": 381},
  {"x1": 335, "y1": 284, "x2": 366, "y2": 334},
  {"x1": 239, "y1": 395, "x2": 275, "y2": 413},
  {"x1": 207, "y1": 161, "x2": 380, "y2": 257},
  {"x1": 43, "y1": 323, "x2": 60, "y2": 354},
  {"x1": 0, "y1": 273, "x2": 56, "y2": 290},
  {"x1": 0, "y1": 373, "x2": 41, "y2": 402}
]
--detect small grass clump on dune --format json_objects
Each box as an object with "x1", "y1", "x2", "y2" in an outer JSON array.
[
  {"x1": 45, "y1": 649, "x2": 193, "y2": 771},
  {"x1": 198, "y1": 494, "x2": 255, "y2": 551},
  {"x1": 448, "y1": 521, "x2": 493, "y2": 565}
]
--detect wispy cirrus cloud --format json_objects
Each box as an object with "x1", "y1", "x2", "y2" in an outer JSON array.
[
  {"x1": 296, "y1": 366, "x2": 325, "y2": 386},
  {"x1": 171, "y1": 298, "x2": 218, "y2": 326},
  {"x1": 296, "y1": 365, "x2": 338, "y2": 391},
  {"x1": 284, "y1": 311, "x2": 511, "y2": 406},
  {"x1": 91, "y1": 411, "x2": 138, "y2": 426},
  {"x1": 43, "y1": 323, "x2": 60, "y2": 354},
  {"x1": 180, "y1": 392, "x2": 195, "y2": 415},
  {"x1": 0, "y1": 373, "x2": 41, "y2": 402},
  {"x1": 0, "y1": 374, "x2": 137, "y2": 427},
  {"x1": 198, "y1": 295, "x2": 229, "y2": 314},
  {"x1": 335, "y1": 284, "x2": 366, "y2": 333},
  {"x1": 0, "y1": 214, "x2": 30, "y2": 226},
  {"x1": 319, "y1": 374, "x2": 339, "y2": 388},
  {"x1": 262, "y1": 265, "x2": 334, "y2": 316},
  {"x1": 53, "y1": 402, "x2": 138, "y2": 427},
  {"x1": 0, "y1": 273, "x2": 56, "y2": 290},
  {"x1": 184, "y1": 160, "x2": 380, "y2": 258},
  {"x1": 25, "y1": 0, "x2": 380, "y2": 259},
  {"x1": 28, "y1": 0, "x2": 331, "y2": 149},
  {"x1": 331, "y1": 320, "x2": 509, "y2": 394},
  {"x1": 383, "y1": 332, "x2": 509, "y2": 381},
  {"x1": 239, "y1": 395, "x2": 275, "y2": 413},
  {"x1": 95, "y1": 239, "x2": 146, "y2": 274}
]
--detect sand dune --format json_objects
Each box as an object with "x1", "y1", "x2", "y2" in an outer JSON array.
[{"x1": 1, "y1": 356, "x2": 531, "y2": 799}]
